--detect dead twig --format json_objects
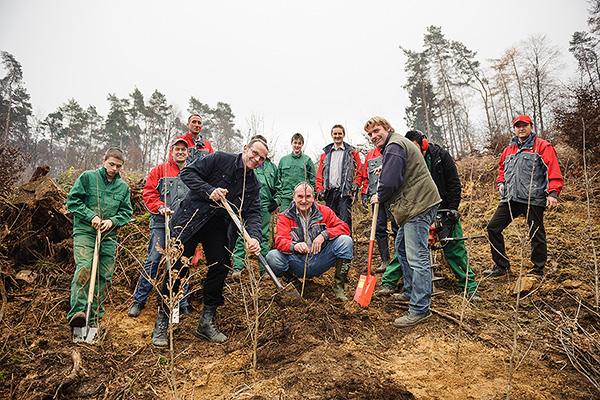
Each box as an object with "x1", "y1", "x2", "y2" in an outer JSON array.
[{"x1": 53, "y1": 350, "x2": 82, "y2": 399}]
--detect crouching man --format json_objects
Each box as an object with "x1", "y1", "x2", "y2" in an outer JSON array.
[
  {"x1": 67, "y1": 148, "x2": 133, "y2": 329},
  {"x1": 266, "y1": 182, "x2": 353, "y2": 300}
]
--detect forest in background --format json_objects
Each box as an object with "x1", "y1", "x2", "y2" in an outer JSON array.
[{"x1": 1, "y1": 2, "x2": 600, "y2": 194}]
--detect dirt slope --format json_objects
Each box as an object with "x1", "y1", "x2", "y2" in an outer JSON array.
[{"x1": 0, "y1": 153, "x2": 598, "y2": 399}]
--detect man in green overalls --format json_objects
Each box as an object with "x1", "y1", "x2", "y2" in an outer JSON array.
[{"x1": 67, "y1": 148, "x2": 133, "y2": 328}]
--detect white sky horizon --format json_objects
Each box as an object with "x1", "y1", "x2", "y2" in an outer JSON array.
[{"x1": 0, "y1": 0, "x2": 590, "y2": 162}]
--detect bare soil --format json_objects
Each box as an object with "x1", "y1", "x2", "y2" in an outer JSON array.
[{"x1": 0, "y1": 153, "x2": 599, "y2": 400}]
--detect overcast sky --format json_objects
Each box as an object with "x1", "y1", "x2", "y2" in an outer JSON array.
[{"x1": 0, "y1": 0, "x2": 590, "y2": 161}]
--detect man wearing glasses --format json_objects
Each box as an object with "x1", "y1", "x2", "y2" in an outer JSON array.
[{"x1": 151, "y1": 138, "x2": 267, "y2": 347}]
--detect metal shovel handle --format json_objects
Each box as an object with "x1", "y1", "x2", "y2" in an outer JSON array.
[{"x1": 220, "y1": 198, "x2": 285, "y2": 290}]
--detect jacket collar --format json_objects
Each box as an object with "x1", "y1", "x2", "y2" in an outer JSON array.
[{"x1": 510, "y1": 132, "x2": 537, "y2": 150}]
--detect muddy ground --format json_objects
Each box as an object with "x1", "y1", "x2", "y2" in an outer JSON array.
[{"x1": 0, "y1": 152, "x2": 599, "y2": 399}]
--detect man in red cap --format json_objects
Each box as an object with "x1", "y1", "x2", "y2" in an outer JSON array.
[{"x1": 484, "y1": 115, "x2": 563, "y2": 278}]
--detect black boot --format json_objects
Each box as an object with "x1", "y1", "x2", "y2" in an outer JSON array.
[
  {"x1": 151, "y1": 308, "x2": 169, "y2": 348},
  {"x1": 280, "y1": 269, "x2": 303, "y2": 291},
  {"x1": 333, "y1": 258, "x2": 351, "y2": 301},
  {"x1": 195, "y1": 305, "x2": 227, "y2": 343},
  {"x1": 375, "y1": 238, "x2": 390, "y2": 273}
]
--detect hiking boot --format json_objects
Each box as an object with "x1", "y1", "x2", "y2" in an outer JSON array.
[
  {"x1": 333, "y1": 258, "x2": 351, "y2": 301},
  {"x1": 377, "y1": 284, "x2": 396, "y2": 296},
  {"x1": 179, "y1": 304, "x2": 193, "y2": 316},
  {"x1": 394, "y1": 311, "x2": 432, "y2": 327},
  {"x1": 128, "y1": 302, "x2": 144, "y2": 317},
  {"x1": 392, "y1": 292, "x2": 410, "y2": 302},
  {"x1": 195, "y1": 305, "x2": 227, "y2": 343},
  {"x1": 151, "y1": 308, "x2": 169, "y2": 348},
  {"x1": 528, "y1": 268, "x2": 544, "y2": 278},
  {"x1": 69, "y1": 311, "x2": 86, "y2": 328},
  {"x1": 375, "y1": 239, "x2": 390, "y2": 273},
  {"x1": 483, "y1": 265, "x2": 510, "y2": 278},
  {"x1": 280, "y1": 270, "x2": 303, "y2": 292},
  {"x1": 231, "y1": 269, "x2": 242, "y2": 278},
  {"x1": 467, "y1": 292, "x2": 482, "y2": 301}
]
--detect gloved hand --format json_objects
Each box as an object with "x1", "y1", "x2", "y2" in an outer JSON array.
[
  {"x1": 361, "y1": 194, "x2": 369, "y2": 209},
  {"x1": 317, "y1": 191, "x2": 325, "y2": 201},
  {"x1": 446, "y1": 209, "x2": 460, "y2": 222},
  {"x1": 268, "y1": 200, "x2": 278, "y2": 213},
  {"x1": 351, "y1": 182, "x2": 359, "y2": 195}
]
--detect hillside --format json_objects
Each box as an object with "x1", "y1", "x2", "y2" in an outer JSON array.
[{"x1": 0, "y1": 149, "x2": 598, "y2": 400}]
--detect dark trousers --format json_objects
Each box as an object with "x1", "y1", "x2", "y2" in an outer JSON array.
[
  {"x1": 487, "y1": 201, "x2": 546, "y2": 274},
  {"x1": 325, "y1": 188, "x2": 353, "y2": 232},
  {"x1": 375, "y1": 203, "x2": 398, "y2": 240},
  {"x1": 159, "y1": 215, "x2": 231, "y2": 311}
]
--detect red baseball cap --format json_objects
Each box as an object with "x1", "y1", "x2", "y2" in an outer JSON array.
[{"x1": 513, "y1": 115, "x2": 533, "y2": 126}]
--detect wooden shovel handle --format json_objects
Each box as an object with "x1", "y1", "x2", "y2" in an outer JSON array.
[{"x1": 86, "y1": 229, "x2": 102, "y2": 301}]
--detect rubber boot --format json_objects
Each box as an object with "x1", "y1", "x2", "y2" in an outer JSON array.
[
  {"x1": 151, "y1": 308, "x2": 169, "y2": 348},
  {"x1": 375, "y1": 238, "x2": 390, "y2": 273},
  {"x1": 280, "y1": 269, "x2": 302, "y2": 291},
  {"x1": 333, "y1": 258, "x2": 351, "y2": 301},
  {"x1": 195, "y1": 305, "x2": 227, "y2": 343}
]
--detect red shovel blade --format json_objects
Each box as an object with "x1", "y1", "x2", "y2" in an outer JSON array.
[{"x1": 354, "y1": 274, "x2": 377, "y2": 307}]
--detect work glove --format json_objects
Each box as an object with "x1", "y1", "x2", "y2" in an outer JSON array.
[
  {"x1": 446, "y1": 209, "x2": 460, "y2": 222},
  {"x1": 361, "y1": 194, "x2": 369, "y2": 209},
  {"x1": 268, "y1": 200, "x2": 278, "y2": 213},
  {"x1": 351, "y1": 182, "x2": 359, "y2": 195},
  {"x1": 317, "y1": 191, "x2": 325, "y2": 201}
]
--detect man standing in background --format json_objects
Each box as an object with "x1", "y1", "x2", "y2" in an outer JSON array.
[
  {"x1": 176, "y1": 114, "x2": 214, "y2": 165},
  {"x1": 316, "y1": 124, "x2": 362, "y2": 233},
  {"x1": 277, "y1": 133, "x2": 316, "y2": 211}
]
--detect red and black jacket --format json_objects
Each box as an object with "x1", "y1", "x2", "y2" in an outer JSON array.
[{"x1": 275, "y1": 202, "x2": 350, "y2": 253}]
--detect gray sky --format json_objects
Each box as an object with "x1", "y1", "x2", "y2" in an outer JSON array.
[{"x1": 0, "y1": 0, "x2": 590, "y2": 161}]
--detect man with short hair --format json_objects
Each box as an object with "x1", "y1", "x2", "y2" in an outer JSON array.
[
  {"x1": 316, "y1": 124, "x2": 362, "y2": 233},
  {"x1": 266, "y1": 182, "x2": 353, "y2": 300},
  {"x1": 360, "y1": 145, "x2": 399, "y2": 274},
  {"x1": 128, "y1": 138, "x2": 192, "y2": 317},
  {"x1": 277, "y1": 133, "x2": 316, "y2": 211},
  {"x1": 485, "y1": 115, "x2": 563, "y2": 278},
  {"x1": 365, "y1": 117, "x2": 441, "y2": 327},
  {"x1": 176, "y1": 114, "x2": 214, "y2": 165},
  {"x1": 67, "y1": 148, "x2": 133, "y2": 329},
  {"x1": 151, "y1": 138, "x2": 267, "y2": 347},
  {"x1": 232, "y1": 134, "x2": 281, "y2": 277}
]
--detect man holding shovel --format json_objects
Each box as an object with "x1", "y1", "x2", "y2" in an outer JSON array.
[
  {"x1": 266, "y1": 182, "x2": 353, "y2": 300},
  {"x1": 151, "y1": 138, "x2": 266, "y2": 347},
  {"x1": 67, "y1": 148, "x2": 133, "y2": 330},
  {"x1": 365, "y1": 117, "x2": 441, "y2": 327}
]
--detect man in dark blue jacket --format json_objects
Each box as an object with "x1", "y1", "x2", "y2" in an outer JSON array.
[{"x1": 151, "y1": 138, "x2": 267, "y2": 347}]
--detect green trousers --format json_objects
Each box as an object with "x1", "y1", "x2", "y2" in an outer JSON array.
[
  {"x1": 232, "y1": 206, "x2": 271, "y2": 271},
  {"x1": 67, "y1": 233, "x2": 117, "y2": 324},
  {"x1": 381, "y1": 219, "x2": 477, "y2": 293}
]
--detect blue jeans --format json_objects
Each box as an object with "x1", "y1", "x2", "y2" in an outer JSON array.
[
  {"x1": 266, "y1": 235, "x2": 353, "y2": 278},
  {"x1": 133, "y1": 228, "x2": 189, "y2": 307},
  {"x1": 396, "y1": 205, "x2": 438, "y2": 315}
]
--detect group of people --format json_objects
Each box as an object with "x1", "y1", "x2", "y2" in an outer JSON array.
[{"x1": 65, "y1": 112, "x2": 563, "y2": 345}]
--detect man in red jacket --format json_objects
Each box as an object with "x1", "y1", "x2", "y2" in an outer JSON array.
[
  {"x1": 128, "y1": 138, "x2": 191, "y2": 318},
  {"x1": 485, "y1": 115, "x2": 563, "y2": 278},
  {"x1": 175, "y1": 114, "x2": 215, "y2": 165},
  {"x1": 266, "y1": 182, "x2": 354, "y2": 300}
]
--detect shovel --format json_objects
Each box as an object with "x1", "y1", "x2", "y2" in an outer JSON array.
[
  {"x1": 73, "y1": 228, "x2": 101, "y2": 343},
  {"x1": 354, "y1": 203, "x2": 378, "y2": 307},
  {"x1": 220, "y1": 198, "x2": 302, "y2": 300}
]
